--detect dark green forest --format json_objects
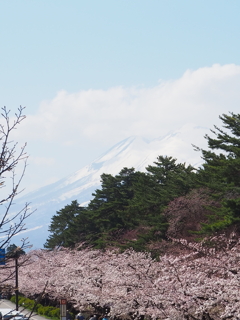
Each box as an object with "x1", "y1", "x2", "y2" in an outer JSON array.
[{"x1": 44, "y1": 112, "x2": 240, "y2": 255}]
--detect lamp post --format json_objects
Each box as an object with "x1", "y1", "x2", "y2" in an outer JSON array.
[
  {"x1": 7, "y1": 244, "x2": 31, "y2": 311},
  {"x1": 15, "y1": 256, "x2": 19, "y2": 311},
  {"x1": 12, "y1": 246, "x2": 22, "y2": 311}
]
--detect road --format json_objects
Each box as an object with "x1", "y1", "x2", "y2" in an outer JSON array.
[{"x1": 0, "y1": 299, "x2": 49, "y2": 320}]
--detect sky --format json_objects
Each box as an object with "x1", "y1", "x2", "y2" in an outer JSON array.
[{"x1": 1, "y1": 0, "x2": 240, "y2": 194}]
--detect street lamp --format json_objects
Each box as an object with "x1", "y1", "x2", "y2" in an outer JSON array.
[
  {"x1": 13, "y1": 247, "x2": 22, "y2": 311},
  {"x1": 15, "y1": 256, "x2": 19, "y2": 311},
  {"x1": 6, "y1": 243, "x2": 32, "y2": 311}
]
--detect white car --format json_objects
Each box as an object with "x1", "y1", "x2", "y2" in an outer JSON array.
[{"x1": 0, "y1": 309, "x2": 28, "y2": 320}]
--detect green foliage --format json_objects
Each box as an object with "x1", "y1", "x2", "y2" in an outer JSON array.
[
  {"x1": 10, "y1": 296, "x2": 60, "y2": 320},
  {"x1": 146, "y1": 155, "x2": 196, "y2": 201},
  {"x1": 36, "y1": 305, "x2": 60, "y2": 319},
  {"x1": 44, "y1": 200, "x2": 86, "y2": 249},
  {"x1": 87, "y1": 168, "x2": 143, "y2": 247},
  {"x1": 45, "y1": 158, "x2": 196, "y2": 251},
  {"x1": 195, "y1": 112, "x2": 240, "y2": 233},
  {"x1": 44, "y1": 112, "x2": 240, "y2": 251},
  {"x1": 22, "y1": 297, "x2": 35, "y2": 309},
  {"x1": 37, "y1": 306, "x2": 46, "y2": 315},
  {"x1": 6, "y1": 244, "x2": 25, "y2": 258}
]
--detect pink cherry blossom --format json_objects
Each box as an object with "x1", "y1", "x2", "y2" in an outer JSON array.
[{"x1": 1, "y1": 234, "x2": 240, "y2": 319}]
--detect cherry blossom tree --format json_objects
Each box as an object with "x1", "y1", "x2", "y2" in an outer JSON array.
[
  {"x1": 3, "y1": 235, "x2": 240, "y2": 320},
  {"x1": 163, "y1": 188, "x2": 220, "y2": 240}
]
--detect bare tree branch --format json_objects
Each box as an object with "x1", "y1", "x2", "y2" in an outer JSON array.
[{"x1": 0, "y1": 106, "x2": 34, "y2": 268}]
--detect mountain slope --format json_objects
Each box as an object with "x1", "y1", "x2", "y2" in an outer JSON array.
[{"x1": 13, "y1": 126, "x2": 205, "y2": 249}]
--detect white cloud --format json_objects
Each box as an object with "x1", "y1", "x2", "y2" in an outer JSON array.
[
  {"x1": 30, "y1": 156, "x2": 56, "y2": 166},
  {"x1": 0, "y1": 226, "x2": 43, "y2": 239},
  {"x1": 14, "y1": 225, "x2": 43, "y2": 235},
  {"x1": 18, "y1": 64, "x2": 240, "y2": 143},
  {"x1": 12, "y1": 64, "x2": 240, "y2": 192}
]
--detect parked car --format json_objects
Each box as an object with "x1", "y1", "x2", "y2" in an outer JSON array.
[
  {"x1": 12, "y1": 315, "x2": 28, "y2": 320},
  {"x1": 0, "y1": 310, "x2": 28, "y2": 320}
]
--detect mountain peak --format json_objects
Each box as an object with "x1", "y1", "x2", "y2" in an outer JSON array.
[{"x1": 13, "y1": 128, "x2": 205, "y2": 249}]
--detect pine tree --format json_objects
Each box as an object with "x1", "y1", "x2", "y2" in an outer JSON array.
[
  {"x1": 196, "y1": 112, "x2": 240, "y2": 231},
  {"x1": 87, "y1": 168, "x2": 138, "y2": 248},
  {"x1": 44, "y1": 200, "x2": 83, "y2": 249},
  {"x1": 146, "y1": 155, "x2": 197, "y2": 210},
  {"x1": 6, "y1": 243, "x2": 25, "y2": 257}
]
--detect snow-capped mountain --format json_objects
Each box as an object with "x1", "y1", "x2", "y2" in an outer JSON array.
[{"x1": 13, "y1": 125, "x2": 207, "y2": 249}]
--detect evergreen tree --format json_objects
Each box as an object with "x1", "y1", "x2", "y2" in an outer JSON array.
[
  {"x1": 44, "y1": 158, "x2": 197, "y2": 251},
  {"x1": 146, "y1": 155, "x2": 197, "y2": 210},
  {"x1": 6, "y1": 244, "x2": 25, "y2": 257},
  {"x1": 44, "y1": 200, "x2": 84, "y2": 249},
  {"x1": 196, "y1": 112, "x2": 240, "y2": 232},
  {"x1": 87, "y1": 168, "x2": 138, "y2": 248}
]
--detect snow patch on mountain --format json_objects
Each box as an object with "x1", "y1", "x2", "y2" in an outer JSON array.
[{"x1": 13, "y1": 125, "x2": 207, "y2": 249}]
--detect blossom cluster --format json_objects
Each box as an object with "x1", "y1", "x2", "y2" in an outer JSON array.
[{"x1": 1, "y1": 236, "x2": 240, "y2": 320}]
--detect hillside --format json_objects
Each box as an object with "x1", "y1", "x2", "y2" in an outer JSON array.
[
  {"x1": 44, "y1": 112, "x2": 240, "y2": 255},
  {"x1": 13, "y1": 126, "x2": 205, "y2": 249}
]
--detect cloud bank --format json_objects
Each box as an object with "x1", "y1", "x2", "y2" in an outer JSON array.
[{"x1": 14, "y1": 64, "x2": 240, "y2": 192}]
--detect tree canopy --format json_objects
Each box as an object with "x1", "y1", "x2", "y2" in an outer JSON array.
[
  {"x1": 45, "y1": 158, "x2": 197, "y2": 252},
  {"x1": 44, "y1": 200, "x2": 87, "y2": 249},
  {"x1": 195, "y1": 112, "x2": 240, "y2": 232},
  {"x1": 45, "y1": 112, "x2": 240, "y2": 253},
  {"x1": 6, "y1": 244, "x2": 25, "y2": 258}
]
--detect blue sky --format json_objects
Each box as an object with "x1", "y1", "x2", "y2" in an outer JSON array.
[
  {"x1": 1, "y1": 1, "x2": 240, "y2": 193},
  {"x1": 1, "y1": 0, "x2": 240, "y2": 108}
]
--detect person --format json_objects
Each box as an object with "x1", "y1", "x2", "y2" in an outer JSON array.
[
  {"x1": 89, "y1": 315, "x2": 97, "y2": 320},
  {"x1": 0, "y1": 311, "x2": 2, "y2": 320},
  {"x1": 67, "y1": 310, "x2": 72, "y2": 320},
  {"x1": 76, "y1": 313, "x2": 85, "y2": 320}
]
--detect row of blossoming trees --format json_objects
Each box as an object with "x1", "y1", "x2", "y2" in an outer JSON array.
[
  {"x1": 1, "y1": 110, "x2": 240, "y2": 320},
  {"x1": 1, "y1": 234, "x2": 240, "y2": 320}
]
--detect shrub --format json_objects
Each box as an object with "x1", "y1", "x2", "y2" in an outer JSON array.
[{"x1": 10, "y1": 295, "x2": 60, "y2": 320}]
